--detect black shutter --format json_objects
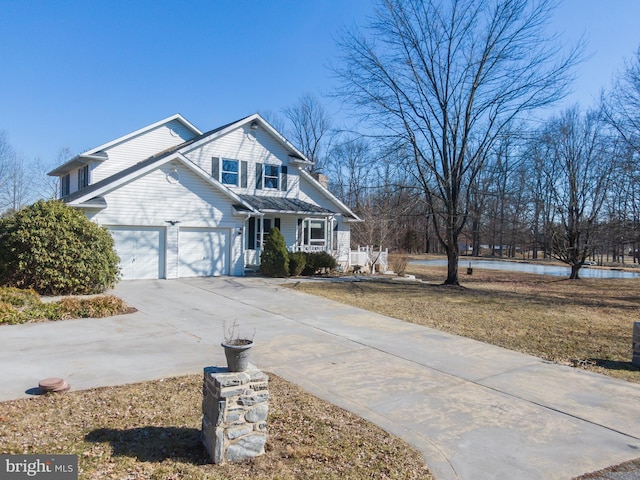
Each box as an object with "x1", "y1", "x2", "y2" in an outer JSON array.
[
  {"x1": 241, "y1": 161, "x2": 248, "y2": 188},
  {"x1": 255, "y1": 163, "x2": 263, "y2": 190},
  {"x1": 212, "y1": 157, "x2": 220, "y2": 180},
  {"x1": 248, "y1": 217, "x2": 256, "y2": 250},
  {"x1": 275, "y1": 218, "x2": 281, "y2": 231},
  {"x1": 281, "y1": 166, "x2": 288, "y2": 191}
]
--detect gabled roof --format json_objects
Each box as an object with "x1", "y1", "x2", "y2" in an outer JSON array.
[
  {"x1": 57, "y1": 113, "x2": 360, "y2": 221},
  {"x1": 178, "y1": 113, "x2": 313, "y2": 165},
  {"x1": 48, "y1": 114, "x2": 202, "y2": 176},
  {"x1": 299, "y1": 169, "x2": 363, "y2": 222},
  {"x1": 64, "y1": 151, "x2": 256, "y2": 212}
]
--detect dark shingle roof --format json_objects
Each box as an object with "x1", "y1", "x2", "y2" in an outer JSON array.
[{"x1": 238, "y1": 195, "x2": 334, "y2": 214}]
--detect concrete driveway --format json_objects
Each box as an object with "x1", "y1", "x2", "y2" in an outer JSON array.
[{"x1": 1, "y1": 276, "x2": 639, "y2": 480}]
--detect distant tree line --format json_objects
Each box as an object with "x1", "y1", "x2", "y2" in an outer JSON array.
[{"x1": 277, "y1": 0, "x2": 640, "y2": 282}]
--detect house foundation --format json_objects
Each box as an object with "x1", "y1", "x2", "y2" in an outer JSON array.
[{"x1": 202, "y1": 366, "x2": 269, "y2": 464}]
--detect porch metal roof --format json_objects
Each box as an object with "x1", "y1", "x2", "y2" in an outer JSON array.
[{"x1": 237, "y1": 195, "x2": 335, "y2": 215}]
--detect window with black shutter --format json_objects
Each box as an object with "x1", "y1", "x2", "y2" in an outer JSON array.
[
  {"x1": 241, "y1": 161, "x2": 248, "y2": 188},
  {"x1": 212, "y1": 157, "x2": 220, "y2": 180},
  {"x1": 255, "y1": 163, "x2": 263, "y2": 190}
]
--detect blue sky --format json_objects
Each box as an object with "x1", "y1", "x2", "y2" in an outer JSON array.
[{"x1": 1, "y1": 0, "x2": 639, "y2": 164}]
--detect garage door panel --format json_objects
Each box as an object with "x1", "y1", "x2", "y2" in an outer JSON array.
[
  {"x1": 108, "y1": 227, "x2": 165, "y2": 280},
  {"x1": 178, "y1": 228, "x2": 228, "y2": 277}
]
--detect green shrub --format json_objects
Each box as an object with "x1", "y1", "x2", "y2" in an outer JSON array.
[
  {"x1": 302, "y1": 251, "x2": 338, "y2": 276},
  {"x1": 0, "y1": 287, "x2": 40, "y2": 307},
  {"x1": 25, "y1": 302, "x2": 63, "y2": 321},
  {"x1": 288, "y1": 252, "x2": 306, "y2": 276},
  {"x1": 260, "y1": 227, "x2": 290, "y2": 277},
  {"x1": 0, "y1": 200, "x2": 120, "y2": 295},
  {"x1": 0, "y1": 301, "x2": 25, "y2": 325},
  {"x1": 0, "y1": 287, "x2": 132, "y2": 325},
  {"x1": 57, "y1": 295, "x2": 129, "y2": 318}
]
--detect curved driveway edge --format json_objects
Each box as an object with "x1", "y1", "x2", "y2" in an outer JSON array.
[{"x1": 1, "y1": 276, "x2": 639, "y2": 480}]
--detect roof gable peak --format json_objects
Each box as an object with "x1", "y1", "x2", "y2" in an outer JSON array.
[{"x1": 179, "y1": 113, "x2": 313, "y2": 165}]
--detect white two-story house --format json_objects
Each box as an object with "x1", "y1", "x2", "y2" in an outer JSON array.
[{"x1": 48, "y1": 114, "x2": 361, "y2": 279}]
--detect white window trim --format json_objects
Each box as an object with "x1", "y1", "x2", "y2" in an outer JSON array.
[
  {"x1": 301, "y1": 218, "x2": 327, "y2": 246},
  {"x1": 263, "y1": 164, "x2": 279, "y2": 190},
  {"x1": 221, "y1": 158, "x2": 239, "y2": 186}
]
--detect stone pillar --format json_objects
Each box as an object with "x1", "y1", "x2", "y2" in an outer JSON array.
[
  {"x1": 633, "y1": 322, "x2": 640, "y2": 367},
  {"x1": 202, "y1": 366, "x2": 269, "y2": 464}
]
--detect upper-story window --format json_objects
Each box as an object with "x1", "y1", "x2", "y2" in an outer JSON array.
[
  {"x1": 255, "y1": 163, "x2": 288, "y2": 191},
  {"x1": 212, "y1": 157, "x2": 247, "y2": 187},
  {"x1": 264, "y1": 165, "x2": 279, "y2": 189},
  {"x1": 77, "y1": 165, "x2": 89, "y2": 190},
  {"x1": 221, "y1": 159, "x2": 238, "y2": 186},
  {"x1": 61, "y1": 174, "x2": 71, "y2": 197}
]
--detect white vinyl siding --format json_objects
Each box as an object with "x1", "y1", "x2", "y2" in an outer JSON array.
[
  {"x1": 335, "y1": 227, "x2": 351, "y2": 262},
  {"x1": 183, "y1": 125, "x2": 298, "y2": 196},
  {"x1": 92, "y1": 120, "x2": 197, "y2": 183},
  {"x1": 91, "y1": 164, "x2": 236, "y2": 226},
  {"x1": 108, "y1": 226, "x2": 166, "y2": 279},
  {"x1": 90, "y1": 163, "x2": 245, "y2": 279},
  {"x1": 279, "y1": 217, "x2": 297, "y2": 250},
  {"x1": 297, "y1": 173, "x2": 343, "y2": 214}
]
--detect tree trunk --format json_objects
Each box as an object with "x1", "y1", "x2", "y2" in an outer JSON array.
[
  {"x1": 472, "y1": 218, "x2": 480, "y2": 257},
  {"x1": 444, "y1": 240, "x2": 460, "y2": 285},
  {"x1": 570, "y1": 263, "x2": 581, "y2": 279}
]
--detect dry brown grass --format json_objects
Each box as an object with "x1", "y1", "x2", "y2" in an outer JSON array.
[
  {"x1": 291, "y1": 264, "x2": 640, "y2": 383},
  {"x1": 0, "y1": 374, "x2": 430, "y2": 480}
]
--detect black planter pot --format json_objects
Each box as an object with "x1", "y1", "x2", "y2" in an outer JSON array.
[{"x1": 221, "y1": 340, "x2": 254, "y2": 372}]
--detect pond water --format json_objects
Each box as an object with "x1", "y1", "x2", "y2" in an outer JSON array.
[{"x1": 410, "y1": 259, "x2": 640, "y2": 279}]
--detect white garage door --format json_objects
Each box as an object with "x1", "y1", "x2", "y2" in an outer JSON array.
[
  {"x1": 178, "y1": 228, "x2": 229, "y2": 277},
  {"x1": 108, "y1": 226, "x2": 165, "y2": 280}
]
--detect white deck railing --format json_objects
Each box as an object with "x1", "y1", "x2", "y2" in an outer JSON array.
[{"x1": 350, "y1": 246, "x2": 389, "y2": 273}]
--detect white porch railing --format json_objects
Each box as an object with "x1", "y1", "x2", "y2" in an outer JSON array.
[
  {"x1": 245, "y1": 244, "x2": 389, "y2": 274},
  {"x1": 290, "y1": 245, "x2": 328, "y2": 253}
]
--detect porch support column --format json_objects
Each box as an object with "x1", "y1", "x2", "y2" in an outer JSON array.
[
  {"x1": 259, "y1": 216, "x2": 264, "y2": 252},
  {"x1": 329, "y1": 215, "x2": 335, "y2": 252}
]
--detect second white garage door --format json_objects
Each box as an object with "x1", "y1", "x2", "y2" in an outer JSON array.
[{"x1": 178, "y1": 227, "x2": 229, "y2": 277}]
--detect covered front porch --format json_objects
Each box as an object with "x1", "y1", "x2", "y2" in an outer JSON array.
[
  {"x1": 236, "y1": 195, "x2": 353, "y2": 271},
  {"x1": 243, "y1": 214, "x2": 339, "y2": 267}
]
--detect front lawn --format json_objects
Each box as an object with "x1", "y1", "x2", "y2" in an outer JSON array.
[{"x1": 0, "y1": 374, "x2": 430, "y2": 479}]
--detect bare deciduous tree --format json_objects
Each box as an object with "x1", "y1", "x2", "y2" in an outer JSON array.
[
  {"x1": 1, "y1": 152, "x2": 33, "y2": 214},
  {"x1": 283, "y1": 94, "x2": 331, "y2": 173},
  {"x1": 335, "y1": 0, "x2": 580, "y2": 284},
  {"x1": 604, "y1": 46, "x2": 640, "y2": 153},
  {"x1": 541, "y1": 107, "x2": 616, "y2": 279}
]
